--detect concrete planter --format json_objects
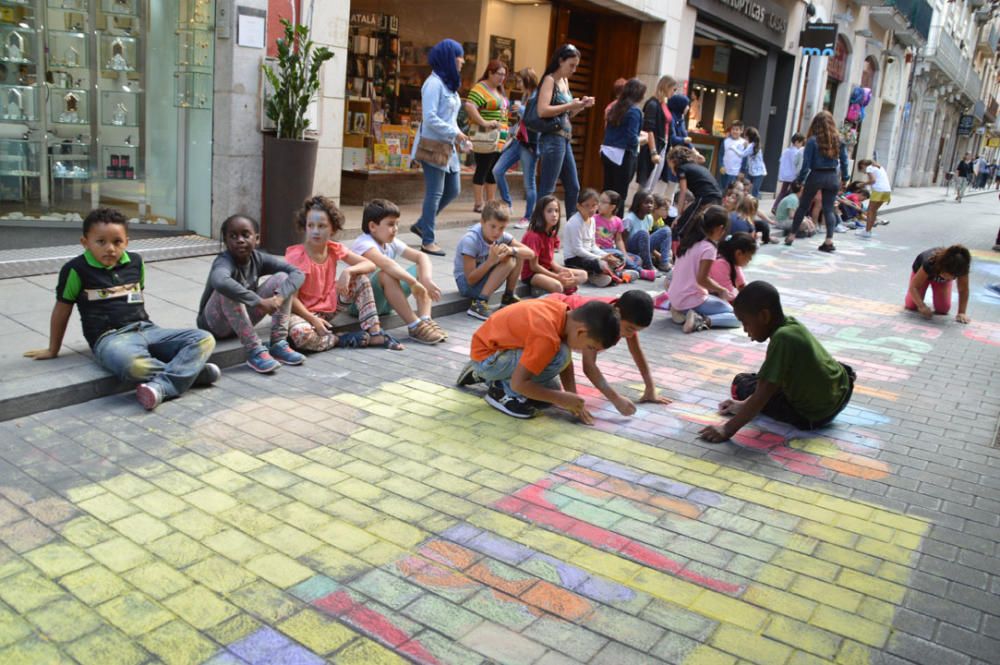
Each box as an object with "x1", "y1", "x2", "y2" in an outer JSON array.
[{"x1": 262, "y1": 134, "x2": 318, "y2": 255}]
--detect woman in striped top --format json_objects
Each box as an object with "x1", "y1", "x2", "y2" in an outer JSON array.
[{"x1": 465, "y1": 59, "x2": 509, "y2": 212}]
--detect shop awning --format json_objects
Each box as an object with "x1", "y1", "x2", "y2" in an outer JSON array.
[{"x1": 695, "y1": 23, "x2": 769, "y2": 59}]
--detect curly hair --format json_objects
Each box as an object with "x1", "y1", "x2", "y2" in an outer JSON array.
[
  {"x1": 667, "y1": 145, "x2": 697, "y2": 167},
  {"x1": 808, "y1": 111, "x2": 841, "y2": 159},
  {"x1": 934, "y1": 245, "x2": 971, "y2": 278},
  {"x1": 295, "y1": 195, "x2": 344, "y2": 232}
]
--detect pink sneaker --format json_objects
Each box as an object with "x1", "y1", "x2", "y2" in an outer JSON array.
[
  {"x1": 653, "y1": 292, "x2": 670, "y2": 311},
  {"x1": 639, "y1": 269, "x2": 656, "y2": 281}
]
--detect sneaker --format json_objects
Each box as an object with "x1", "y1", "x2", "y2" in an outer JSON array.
[
  {"x1": 194, "y1": 362, "x2": 221, "y2": 386},
  {"x1": 877, "y1": 218, "x2": 891, "y2": 226},
  {"x1": 855, "y1": 229, "x2": 873, "y2": 239},
  {"x1": 484, "y1": 382, "x2": 537, "y2": 419},
  {"x1": 456, "y1": 361, "x2": 481, "y2": 387},
  {"x1": 589, "y1": 273, "x2": 613, "y2": 287},
  {"x1": 818, "y1": 243, "x2": 836, "y2": 253},
  {"x1": 467, "y1": 299, "x2": 491, "y2": 320},
  {"x1": 653, "y1": 293, "x2": 671, "y2": 311},
  {"x1": 986, "y1": 283, "x2": 1000, "y2": 297},
  {"x1": 523, "y1": 397, "x2": 552, "y2": 410},
  {"x1": 409, "y1": 319, "x2": 445, "y2": 345},
  {"x1": 500, "y1": 292, "x2": 521, "y2": 307},
  {"x1": 269, "y1": 340, "x2": 305, "y2": 365},
  {"x1": 246, "y1": 346, "x2": 280, "y2": 373},
  {"x1": 622, "y1": 269, "x2": 640, "y2": 282},
  {"x1": 834, "y1": 223, "x2": 847, "y2": 233},
  {"x1": 639, "y1": 269, "x2": 657, "y2": 281},
  {"x1": 683, "y1": 309, "x2": 706, "y2": 334},
  {"x1": 657, "y1": 261, "x2": 672, "y2": 273},
  {"x1": 136, "y1": 383, "x2": 163, "y2": 411},
  {"x1": 512, "y1": 218, "x2": 530, "y2": 229}
]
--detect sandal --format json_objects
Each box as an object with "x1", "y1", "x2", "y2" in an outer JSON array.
[
  {"x1": 368, "y1": 330, "x2": 404, "y2": 351},
  {"x1": 335, "y1": 330, "x2": 370, "y2": 349},
  {"x1": 783, "y1": 236, "x2": 794, "y2": 246},
  {"x1": 426, "y1": 319, "x2": 448, "y2": 340},
  {"x1": 473, "y1": 204, "x2": 483, "y2": 213}
]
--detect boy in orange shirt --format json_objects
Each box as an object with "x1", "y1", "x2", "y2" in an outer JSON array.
[{"x1": 457, "y1": 298, "x2": 620, "y2": 421}]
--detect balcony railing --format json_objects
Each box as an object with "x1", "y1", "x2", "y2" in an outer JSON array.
[
  {"x1": 925, "y1": 28, "x2": 983, "y2": 101},
  {"x1": 976, "y1": 25, "x2": 998, "y2": 56},
  {"x1": 864, "y1": 0, "x2": 933, "y2": 45}
]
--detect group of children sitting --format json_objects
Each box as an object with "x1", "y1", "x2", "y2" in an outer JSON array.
[{"x1": 25, "y1": 183, "x2": 972, "y2": 444}]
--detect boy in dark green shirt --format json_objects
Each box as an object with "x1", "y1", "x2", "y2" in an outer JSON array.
[{"x1": 700, "y1": 281, "x2": 855, "y2": 442}]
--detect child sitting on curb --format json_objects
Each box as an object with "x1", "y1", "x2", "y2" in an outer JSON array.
[
  {"x1": 198, "y1": 214, "x2": 305, "y2": 373},
  {"x1": 457, "y1": 298, "x2": 620, "y2": 422},
  {"x1": 520, "y1": 195, "x2": 588, "y2": 296},
  {"x1": 286, "y1": 196, "x2": 404, "y2": 352},
  {"x1": 454, "y1": 201, "x2": 535, "y2": 320},
  {"x1": 548, "y1": 290, "x2": 671, "y2": 414},
  {"x1": 350, "y1": 198, "x2": 446, "y2": 345},
  {"x1": 562, "y1": 188, "x2": 623, "y2": 287},
  {"x1": 700, "y1": 281, "x2": 856, "y2": 442},
  {"x1": 26, "y1": 207, "x2": 218, "y2": 410}
]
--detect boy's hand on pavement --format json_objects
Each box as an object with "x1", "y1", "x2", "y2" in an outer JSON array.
[
  {"x1": 610, "y1": 394, "x2": 637, "y2": 416},
  {"x1": 640, "y1": 388, "x2": 671, "y2": 405},
  {"x1": 24, "y1": 348, "x2": 57, "y2": 360},
  {"x1": 699, "y1": 424, "x2": 730, "y2": 443}
]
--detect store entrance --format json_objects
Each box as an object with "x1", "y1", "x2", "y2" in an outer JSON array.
[{"x1": 549, "y1": 1, "x2": 640, "y2": 189}]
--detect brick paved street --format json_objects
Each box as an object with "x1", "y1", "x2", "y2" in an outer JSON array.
[{"x1": 0, "y1": 196, "x2": 998, "y2": 664}]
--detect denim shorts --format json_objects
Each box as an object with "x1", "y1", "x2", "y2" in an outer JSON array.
[{"x1": 456, "y1": 271, "x2": 488, "y2": 299}]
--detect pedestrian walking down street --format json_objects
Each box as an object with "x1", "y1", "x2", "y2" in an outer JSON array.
[
  {"x1": 955, "y1": 152, "x2": 973, "y2": 202},
  {"x1": 742, "y1": 126, "x2": 767, "y2": 199},
  {"x1": 601, "y1": 78, "x2": 647, "y2": 218},
  {"x1": 410, "y1": 39, "x2": 470, "y2": 257},
  {"x1": 493, "y1": 68, "x2": 540, "y2": 228},
  {"x1": 465, "y1": 59, "x2": 510, "y2": 213},
  {"x1": 535, "y1": 44, "x2": 595, "y2": 216},
  {"x1": 636, "y1": 76, "x2": 677, "y2": 194},
  {"x1": 772, "y1": 133, "x2": 805, "y2": 213},
  {"x1": 786, "y1": 111, "x2": 849, "y2": 252}
]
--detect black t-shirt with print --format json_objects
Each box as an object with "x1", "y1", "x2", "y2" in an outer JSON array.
[
  {"x1": 678, "y1": 162, "x2": 723, "y2": 202},
  {"x1": 56, "y1": 251, "x2": 150, "y2": 348}
]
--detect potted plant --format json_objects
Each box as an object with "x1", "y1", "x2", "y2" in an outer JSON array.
[{"x1": 260, "y1": 18, "x2": 334, "y2": 254}]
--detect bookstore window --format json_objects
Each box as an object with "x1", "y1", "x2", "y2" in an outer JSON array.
[{"x1": 344, "y1": 2, "x2": 481, "y2": 173}]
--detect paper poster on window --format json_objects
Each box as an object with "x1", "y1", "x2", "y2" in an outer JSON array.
[{"x1": 489, "y1": 35, "x2": 515, "y2": 71}]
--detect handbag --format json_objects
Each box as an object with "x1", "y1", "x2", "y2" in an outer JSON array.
[
  {"x1": 523, "y1": 89, "x2": 563, "y2": 135},
  {"x1": 471, "y1": 126, "x2": 501, "y2": 154},
  {"x1": 414, "y1": 134, "x2": 453, "y2": 168}
]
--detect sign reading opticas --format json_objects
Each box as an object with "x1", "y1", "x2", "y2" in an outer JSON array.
[
  {"x1": 800, "y1": 23, "x2": 838, "y2": 56},
  {"x1": 689, "y1": 0, "x2": 790, "y2": 48}
]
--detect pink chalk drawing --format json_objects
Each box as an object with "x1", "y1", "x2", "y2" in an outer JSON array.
[
  {"x1": 963, "y1": 320, "x2": 1000, "y2": 347},
  {"x1": 493, "y1": 469, "x2": 744, "y2": 596}
]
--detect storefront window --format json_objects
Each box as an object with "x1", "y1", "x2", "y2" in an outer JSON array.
[{"x1": 0, "y1": 0, "x2": 213, "y2": 229}]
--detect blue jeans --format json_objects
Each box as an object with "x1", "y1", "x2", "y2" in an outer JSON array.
[
  {"x1": 625, "y1": 227, "x2": 672, "y2": 269},
  {"x1": 749, "y1": 174, "x2": 764, "y2": 198},
  {"x1": 720, "y1": 173, "x2": 737, "y2": 190},
  {"x1": 93, "y1": 321, "x2": 215, "y2": 399},
  {"x1": 537, "y1": 133, "x2": 580, "y2": 215},
  {"x1": 693, "y1": 295, "x2": 740, "y2": 328},
  {"x1": 603, "y1": 248, "x2": 641, "y2": 271},
  {"x1": 472, "y1": 344, "x2": 570, "y2": 399},
  {"x1": 414, "y1": 162, "x2": 461, "y2": 246},
  {"x1": 493, "y1": 142, "x2": 537, "y2": 220},
  {"x1": 791, "y1": 170, "x2": 839, "y2": 240}
]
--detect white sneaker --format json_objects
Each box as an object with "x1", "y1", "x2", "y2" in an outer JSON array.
[
  {"x1": 682, "y1": 309, "x2": 707, "y2": 334},
  {"x1": 670, "y1": 307, "x2": 686, "y2": 324},
  {"x1": 512, "y1": 218, "x2": 529, "y2": 229},
  {"x1": 835, "y1": 223, "x2": 848, "y2": 233},
  {"x1": 589, "y1": 273, "x2": 613, "y2": 287},
  {"x1": 855, "y1": 229, "x2": 872, "y2": 239}
]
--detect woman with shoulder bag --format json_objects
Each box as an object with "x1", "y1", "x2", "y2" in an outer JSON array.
[
  {"x1": 465, "y1": 59, "x2": 509, "y2": 213},
  {"x1": 493, "y1": 68, "x2": 540, "y2": 229},
  {"x1": 601, "y1": 78, "x2": 646, "y2": 218},
  {"x1": 535, "y1": 44, "x2": 595, "y2": 216},
  {"x1": 410, "y1": 39, "x2": 471, "y2": 256},
  {"x1": 636, "y1": 76, "x2": 676, "y2": 193}
]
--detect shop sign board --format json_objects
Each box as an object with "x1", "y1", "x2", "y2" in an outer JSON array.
[
  {"x1": 800, "y1": 23, "x2": 837, "y2": 56},
  {"x1": 689, "y1": 0, "x2": 789, "y2": 48},
  {"x1": 957, "y1": 114, "x2": 975, "y2": 136},
  {"x1": 987, "y1": 136, "x2": 1000, "y2": 148}
]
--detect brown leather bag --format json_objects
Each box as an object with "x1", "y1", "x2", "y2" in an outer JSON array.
[{"x1": 414, "y1": 136, "x2": 453, "y2": 167}]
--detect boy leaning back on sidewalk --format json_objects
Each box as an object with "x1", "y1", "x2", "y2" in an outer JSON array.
[{"x1": 24, "y1": 207, "x2": 218, "y2": 410}]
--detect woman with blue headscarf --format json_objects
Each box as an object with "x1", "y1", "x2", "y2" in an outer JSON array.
[{"x1": 410, "y1": 39, "x2": 469, "y2": 256}]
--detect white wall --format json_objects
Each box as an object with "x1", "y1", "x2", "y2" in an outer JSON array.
[{"x1": 476, "y1": 0, "x2": 551, "y2": 76}]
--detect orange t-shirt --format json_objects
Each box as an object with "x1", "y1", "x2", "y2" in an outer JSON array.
[
  {"x1": 546, "y1": 293, "x2": 616, "y2": 310},
  {"x1": 284, "y1": 242, "x2": 349, "y2": 314},
  {"x1": 471, "y1": 298, "x2": 568, "y2": 375}
]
